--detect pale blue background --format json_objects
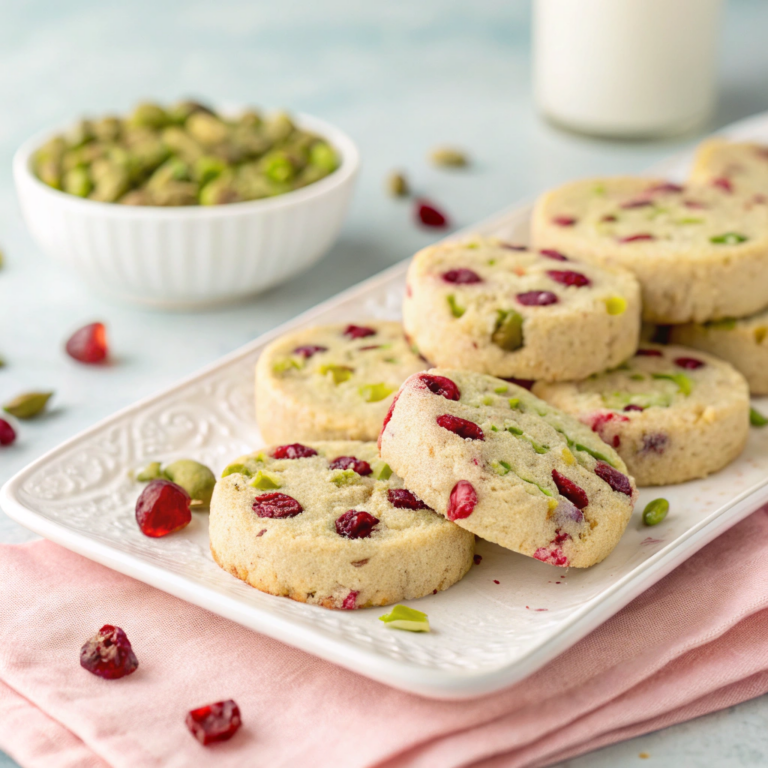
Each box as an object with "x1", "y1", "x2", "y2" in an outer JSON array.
[{"x1": 2, "y1": 1, "x2": 768, "y2": 765}]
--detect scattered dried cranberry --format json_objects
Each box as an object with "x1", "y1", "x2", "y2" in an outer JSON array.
[
  {"x1": 388, "y1": 488, "x2": 429, "y2": 510},
  {"x1": 329, "y1": 456, "x2": 372, "y2": 475},
  {"x1": 253, "y1": 492, "x2": 303, "y2": 519},
  {"x1": 601, "y1": 214, "x2": 618, "y2": 223},
  {"x1": 416, "y1": 199, "x2": 448, "y2": 228},
  {"x1": 503, "y1": 377, "x2": 535, "y2": 390},
  {"x1": 624, "y1": 404, "x2": 645, "y2": 412},
  {"x1": 442, "y1": 268, "x2": 482, "y2": 284},
  {"x1": 712, "y1": 177, "x2": 733, "y2": 193},
  {"x1": 436, "y1": 414, "x2": 484, "y2": 440},
  {"x1": 594, "y1": 462, "x2": 632, "y2": 495},
  {"x1": 473, "y1": 554, "x2": 483, "y2": 565},
  {"x1": 336, "y1": 510, "x2": 379, "y2": 539},
  {"x1": 186, "y1": 700, "x2": 242, "y2": 745},
  {"x1": 674, "y1": 357, "x2": 705, "y2": 370},
  {"x1": 342, "y1": 591, "x2": 359, "y2": 610},
  {"x1": 343, "y1": 324, "x2": 376, "y2": 340},
  {"x1": 273, "y1": 443, "x2": 318, "y2": 459},
  {"x1": 547, "y1": 270, "x2": 591, "y2": 288},
  {"x1": 619, "y1": 234, "x2": 656, "y2": 243},
  {"x1": 378, "y1": 391, "x2": 401, "y2": 450},
  {"x1": 418, "y1": 373, "x2": 460, "y2": 400},
  {"x1": 517, "y1": 290, "x2": 559, "y2": 306},
  {"x1": 539, "y1": 249, "x2": 568, "y2": 261},
  {"x1": 293, "y1": 345, "x2": 327, "y2": 359},
  {"x1": 646, "y1": 182, "x2": 684, "y2": 194},
  {"x1": 551, "y1": 470, "x2": 589, "y2": 509},
  {"x1": 553, "y1": 216, "x2": 577, "y2": 226},
  {"x1": 0, "y1": 419, "x2": 16, "y2": 446},
  {"x1": 135, "y1": 479, "x2": 191, "y2": 538},
  {"x1": 621, "y1": 199, "x2": 654, "y2": 209},
  {"x1": 65, "y1": 322, "x2": 108, "y2": 364},
  {"x1": 636, "y1": 348, "x2": 663, "y2": 357},
  {"x1": 533, "y1": 546, "x2": 569, "y2": 567},
  {"x1": 447, "y1": 480, "x2": 477, "y2": 520},
  {"x1": 359, "y1": 344, "x2": 381, "y2": 351},
  {"x1": 641, "y1": 432, "x2": 669, "y2": 455},
  {"x1": 80, "y1": 625, "x2": 139, "y2": 680}
]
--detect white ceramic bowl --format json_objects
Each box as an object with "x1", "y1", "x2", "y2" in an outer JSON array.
[{"x1": 13, "y1": 114, "x2": 359, "y2": 309}]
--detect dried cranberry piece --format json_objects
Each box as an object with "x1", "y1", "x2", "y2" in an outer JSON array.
[
  {"x1": 547, "y1": 270, "x2": 591, "y2": 288},
  {"x1": 641, "y1": 432, "x2": 669, "y2": 455},
  {"x1": 539, "y1": 249, "x2": 568, "y2": 262},
  {"x1": 516, "y1": 290, "x2": 559, "y2": 306},
  {"x1": 135, "y1": 479, "x2": 191, "y2": 538},
  {"x1": 447, "y1": 480, "x2": 477, "y2": 520},
  {"x1": 473, "y1": 554, "x2": 483, "y2": 565},
  {"x1": 436, "y1": 414, "x2": 484, "y2": 440},
  {"x1": 273, "y1": 443, "x2": 318, "y2": 459},
  {"x1": 416, "y1": 199, "x2": 448, "y2": 228},
  {"x1": 551, "y1": 470, "x2": 589, "y2": 509},
  {"x1": 336, "y1": 510, "x2": 379, "y2": 539},
  {"x1": 684, "y1": 200, "x2": 707, "y2": 209},
  {"x1": 329, "y1": 456, "x2": 372, "y2": 475},
  {"x1": 388, "y1": 488, "x2": 429, "y2": 510},
  {"x1": 418, "y1": 373, "x2": 460, "y2": 401},
  {"x1": 442, "y1": 268, "x2": 482, "y2": 284},
  {"x1": 253, "y1": 493, "x2": 303, "y2": 519},
  {"x1": 359, "y1": 344, "x2": 381, "y2": 351},
  {"x1": 712, "y1": 177, "x2": 733, "y2": 193},
  {"x1": 342, "y1": 591, "x2": 359, "y2": 610},
  {"x1": 186, "y1": 700, "x2": 242, "y2": 745},
  {"x1": 619, "y1": 234, "x2": 656, "y2": 243},
  {"x1": 594, "y1": 462, "x2": 632, "y2": 495},
  {"x1": 80, "y1": 625, "x2": 139, "y2": 680},
  {"x1": 65, "y1": 322, "x2": 108, "y2": 364},
  {"x1": 378, "y1": 391, "x2": 401, "y2": 450},
  {"x1": 343, "y1": 324, "x2": 376, "y2": 340},
  {"x1": 533, "y1": 546, "x2": 569, "y2": 567},
  {"x1": 674, "y1": 356, "x2": 705, "y2": 370},
  {"x1": 553, "y1": 216, "x2": 577, "y2": 226},
  {"x1": 646, "y1": 182, "x2": 684, "y2": 194},
  {"x1": 0, "y1": 419, "x2": 16, "y2": 446},
  {"x1": 601, "y1": 214, "x2": 618, "y2": 223},
  {"x1": 293, "y1": 345, "x2": 327, "y2": 359},
  {"x1": 620, "y1": 199, "x2": 654, "y2": 209},
  {"x1": 624, "y1": 404, "x2": 645, "y2": 412},
  {"x1": 636, "y1": 348, "x2": 663, "y2": 357},
  {"x1": 501, "y1": 243, "x2": 528, "y2": 251}
]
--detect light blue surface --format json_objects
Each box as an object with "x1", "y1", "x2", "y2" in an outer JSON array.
[{"x1": 1, "y1": 1, "x2": 768, "y2": 766}]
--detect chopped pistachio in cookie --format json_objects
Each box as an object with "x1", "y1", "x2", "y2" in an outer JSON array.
[
  {"x1": 690, "y1": 139, "x2": 768, "y2": 198},
  {"x1": 379, "y1": 370, "x2": 637, "y2": 568},
  {"x1": 669, "y1": 309, "x2": 768, "y2": 395},
  {"x1": 255, "y1": 322, "x2": 426, "y2": 444},
  {"x1": 530, "y1": 176, "x2": 768, "y2": 324},
  {"x1": 209, "y1": 441, "x2": 475, "y2": 609},
  {"x1": 533, "y1": 344, "x2": 750, "y2": 486},
  {"x1": 402, "y1": 237, "x2": 641, "y2": 382}
]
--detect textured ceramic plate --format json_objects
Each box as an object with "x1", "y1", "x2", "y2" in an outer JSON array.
[{"x1": 4, "y1": 113, "x2": 768, "y2": 700}]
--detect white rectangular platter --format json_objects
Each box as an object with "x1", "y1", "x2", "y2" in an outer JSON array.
[{"x1": 3, "y1": 112, "x2": 768, "y2": 700}]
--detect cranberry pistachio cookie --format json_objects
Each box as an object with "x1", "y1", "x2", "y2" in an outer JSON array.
[
  {"x1": 530, "y1": 176, "x2": 768, "y2": 323},
  {"x1": 379, "y1": 370, "x2": 637, "y2": 568},
  {"x1": 209, "y1": 441, "x2": 475, "y2": 609},
  {"x1": 255, "y1": 322, "x2": 426, "y2": 444},
  {"x1": 690, "y1": 139, "x2": 768, "y2": 198},
  {"x1": 533, "y1": 344, "x2": 750, "y2": 486},
  {"x1": 669, "y1": 311, "x2": 768, "y2": 395},
  {"x1": 402, "y1": 237, "x2": 641, "y2": 382}
]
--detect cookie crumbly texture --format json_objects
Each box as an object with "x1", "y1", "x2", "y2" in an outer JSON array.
[
  {"x1": 209, "y1": 441, "x2": 475, "y2": 609},
  {"x1": 379, "y1": 370, "x2": 637, "y2": 568},
  {"x1": 690, "y1": 138, "x2": 768, "y2": 197},
  {"x1": 669, "y1": 311, "x2": 768, "y2": 395},
  {"x1": 534, "y1": 344, "x2": 750, "y2": 486},
  {"x1": 255, "y1": 322, "x2": 426, "y2": 444},
  {"x1": 402, "y1": 237, "x2": 641, "y2": 382},
  {"x1": 530, "y1": 176, "x2": 768, "y2": 324}
]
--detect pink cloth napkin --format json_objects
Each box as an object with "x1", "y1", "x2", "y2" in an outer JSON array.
[{"x1": 2, "y1": 507, "x2": 768, "y2": 768}]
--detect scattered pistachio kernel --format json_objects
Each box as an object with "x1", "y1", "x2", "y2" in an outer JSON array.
[
  {"x1": 676, "y1": 217, "x2": 704, "y2": 225},
  {"x1": 359, "y1": 383, "x2": 394, "y2": 403},
  {"x1": 386, "y1": 171, "x2": 409, "y2": 197},
  {"x1": 710, "y1": 232, "x2": 748, "y2": 245},
  {"x1": 561, "y1": 447, "x2": 576, "y2": 466},
  {"x1": 429, "y1": 146, "x2": 468, "y2": 168},
  {"x1": 492, "y1": 309, "x2": 524, "y2": 351},
  {"x1": 164, "y1": 459, "x2": 216, "y2": 505},
  {"x1": 251, "y1": 471, "x2": 282, "y2": 490},
  {"x1": 706, "y1": 317, "x2": 737, "y2": 330},
  {"x1": 573, "y1": 441, "x2": 615, "y2": 467},
  {"x1": 3, "y1": 391, "x2": 53, "y2": 419},
  {"x1": 330, "y1": 469, "x2": 359, "y2": 486},
  {"x1": 750, "y1": 407, "x2": 768, "y2": 428},
  {"x1": 222, "y1": 463, "x2": 252, "y2": 478},
  {"x1": 273, "y1": 357, "x2": 302, "y2": 374},
  {"x1": 372, "y1": 461, "x2": 393, "y2": 481},
  {"x1": 447, "y1": 294, "x2": 465, "y2": 318},
  {"x1": 492, "y1": 460, "x2": 512, "y2": 476},
  {"x1": 481, "y1": 395, "x2": 494, "y2": 406},
  {"x1": 643, "y1": 498, "x2": 669, "y2": 526},
  {"x1": 508, "y1": 397, "x2": 521, "y2": 410},
  {"x1": 652, "y1": 372, "x2": 692, "y2": 396},
  {"x1": 136, "y1": 461, "x2": 163, "y2": 482},
  {"x1": 494, "y1": 385, "x2": 508, "y2": 394},
  {"x1": 604, "y1": 296, "x2": 627, "y2": 316},
  {"x1": 629, "y1": 374, "x2": 645, "y2": 381},
  {"x1": 319, "y1": 364, "x2": 354, "y2": 384},
  {"x1": 379, "y1": 604, "x2": 430, "y2": 632}
]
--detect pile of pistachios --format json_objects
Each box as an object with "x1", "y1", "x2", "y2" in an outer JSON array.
[{"x1": 32, "y1": 101, "x2": 340, "y2": 206}]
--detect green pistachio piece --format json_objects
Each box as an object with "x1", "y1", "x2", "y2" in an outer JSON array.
[
  {"x1": 164, "y1": 459, "x2": 216, "y2": 504},
  {"x1": 264, "y1": 111, "x2": 295, "y2": 143},
  {"x1": 128, "y1": 102, "x2": 170, "y2": 129},
  {"x1": 494, "y1": 385, "x2": 508, "y2": 394},
  {"x1": 508, "y1": 397, "x2": 521, "y2": 409},
  {"x1": 168, "y1": 100, "x2": 215, "y2": 125},
  {"x1": 492, "y1": 309, "x2": 524, "y2": 351},
  {"x1": 35, "y1": 159, "x2": 62, "y2": 189},
  {"x1": 492, "y1": 460, "x2": 512, "y2": 476},
  {"x1": 379, "y1": 604, "x2": 430, "y2": 632},
  {"x1": 136, "y1": 461, "x2": 163, "y2": 482},
  {"x1": 604, "y1": 296, "x2": 627, "y2": 316},
  {"x1": 330, "y1": 469, "x2": 359, "y2": 486},
  {"x1": 519, "y1": 476, "x2": 553, "y2": 496},
  {"x1": 199, "y1": 175, "x2": 242, "y2": 205},
  {"x1": 481, "y1": 395, "x2": 494, "y2": 405},
  {"x1": 359, "y1": 383, "x2": 394, "y2": 402},
  {"x1": 237, "y1": 109, "x2": 263, "y2": 129},
  {"x1": 260, "y1": 150, "x2": 296, "y2": 183},
  {"x1": 652, "y1": 372, "x2": 692, "y2": 396},
  {"x1": 161, "y1": 126, "x2": 205, "y2": 162},
  {"x1": 429, "y1": 147, "x2": 468, "y2": 168},
  {"x1": 447, "y1": 294, "x2": 465, "y2": 318},
  {"x1": 3, "y1": 391, "x2": 53, "y2": 419},
  {"x1": 706, "y1": 317, "x2": 737, "y2": 330},
  {"x1": 319, "y1": 364, "x2": 354, "y2": 385},
  {"x1": 676, "y1": 217, "x2": 704, "y2": 225},
  {"x1": 194, "y1": 155, "x2": 228, "y2": 185},
  {"x1": 643, "y1": 498, "x2": 669, "y2": 526},
  {"x1": 90, "y1": 168, "x2": 130, "y2": 203},
  {"x1": 506, "y1": 425, "x2": 548, "y2": 454},
  {"x1": 387, "y1": 171, "x2": 409, "y2": 197},
  {"x1": 601, "y1": 391, "x2": 672, "y2": 410},
  {"x1": 63, "y1": 167, "x2": 92, "y2": 197},
  {"x1": 750, "y1": 407, "x2": 768, "y2": 427},
  {"x1": 629, "y1": 374, "x2": 645, "y2": 381},
  {"x1": 120, "y1": 190, "x2": 153, "y2": 206},
  {"x1": 65, "y1": 120, "x2": 94, "y2": 149},
  {"x1": 710, "y1": 232, "x2": 748, "y2": 245},
  {"x1": 273, "y1": 357, "x2": 303, "y2": 374},
  {"x1": 186, "y1": 112, "x2": 229, "y2": 147},
  {"x1": 572, "y1": 442, "x2": 615, "y2": 467},
  {"x1": 372, "y1": 461, "x2": 393, "y2": 481},
  {"x1": 250, "y1": 470, "x2": 282, "y2": 490},
  {"x1": 221, "y1": 463, "x2": 252, "y2": 478},
  {"x1": 92, "y1": 116, "x2": 122, "y2": 142},
  {"x1": 309, "y1": 142, "x2": 338, "y2": 172},
  {"x1": 151, "y1": 181, "x2": 199, "y2": 207}
]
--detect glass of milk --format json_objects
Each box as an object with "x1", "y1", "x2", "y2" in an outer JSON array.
[{"x1": 533, "y1": 0, "x2": 724, "y2": 139}]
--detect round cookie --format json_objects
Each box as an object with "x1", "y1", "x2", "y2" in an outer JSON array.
[
  {"x1": 209, "y1": 440, "x2": 475, "y2": 609},
  {"x1": 530, "y1": 176, "x2": 768, "y2": 323},
  {"x1": 669, "y1": 311, "x2": 768, "y2": 395},
  {"x1": 533, "y1": 344, "x2": 750, "y2": 486},
  {"x1": 255, "y1": 322, "x2": 426, "y2": 444},
  {"x1": 690, "y1": 138, "x2": 768, "y2": 198},
  {"x1": 403, "y1": 237, "x2": 641, "y2": 382},
  {"x1": 379, "y1": 370, "x2": 637, "y2": 568}
]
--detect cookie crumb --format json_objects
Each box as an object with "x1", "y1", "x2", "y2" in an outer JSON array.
[{"x1": 639, "y1": 753, "x2": 650, "y2": 760}]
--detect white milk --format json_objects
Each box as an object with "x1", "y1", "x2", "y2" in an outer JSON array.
[{"x1": 533, "y1": 0, "x2": 723, "y2": 138}]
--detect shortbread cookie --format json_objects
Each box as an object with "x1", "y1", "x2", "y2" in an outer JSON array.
[
  {"x1": 533, "y1": 344, "x2": 750, "y2": 486},
  {"x1": 690, "y1": 138, "x2": 768, "y2": 198},
  {"x1": 530, "y1": 176, "x2": 768, "y2": 323},
  {"x1": 669, "y1": 311, "x2": 768, "y2": 395},
  {"x1": 255, "y1": 322, "x2": 426, "y2": 444},
  {"x1": 402, "y1": 237, "x2": 641, "y2": 382},
  {"x1": 209, "y1": 441, "x2": 475, "y2": 609},
  {"x1": 379, "y1": 370, "x2": 637, "y2": 568}
]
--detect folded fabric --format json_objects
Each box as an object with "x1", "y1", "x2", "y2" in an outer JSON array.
[{"x1": 0, "y1": 506, "x2": 767, "y2": 768}]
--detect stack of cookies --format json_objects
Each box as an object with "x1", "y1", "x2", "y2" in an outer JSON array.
[{"x1": 211, "y1": 138, "x2": 766, "y2": 611}]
